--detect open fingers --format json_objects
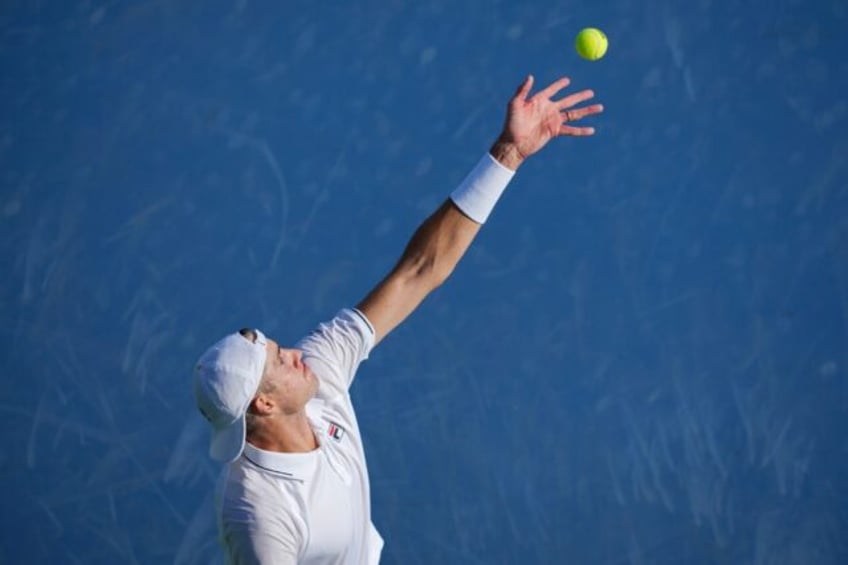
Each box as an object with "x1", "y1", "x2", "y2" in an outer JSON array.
[
  {"x1": 535, "y1": 77, "x2": 571, "y2": 101},
  {"x1": 559, "y1": 124, "x2": 596, "y2": 136},
  {"x1": 561, "y1": 103, "x2": 604, "y2": 123},
  {"x1": 557, "y1": 89, "x2": 596, "y2": 110}
]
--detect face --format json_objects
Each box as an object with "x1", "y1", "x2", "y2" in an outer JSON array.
[{"x1": 258, "y1": 338, "x2": 319, "y2": 415}]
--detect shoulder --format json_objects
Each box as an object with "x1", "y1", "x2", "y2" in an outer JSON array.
[
  {"x1": 298, "y1": 308, "x2": 375, "y2": 353},
  {"x1": 296, "y1": 308, "x2": 376, "y2": 395}
]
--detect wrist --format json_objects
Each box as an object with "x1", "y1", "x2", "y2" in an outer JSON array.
[
  {"x1": 488, "y1": 137, "x2": 525, "y2": 171},
  {"x1": 449, "y1": 152, "x2": 516, "y2": 224}
]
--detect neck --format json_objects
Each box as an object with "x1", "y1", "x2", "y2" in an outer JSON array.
[{"x1": 247, "y1": 411, "x2": 318, "y2": 453}]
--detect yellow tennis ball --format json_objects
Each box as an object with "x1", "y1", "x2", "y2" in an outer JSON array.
[{"x1": 575, "y1": 27, "x2": 608, "y2": 61}]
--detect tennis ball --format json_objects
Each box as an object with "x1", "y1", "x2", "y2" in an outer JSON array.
[{"x1": 575, "y1": 28, "x2": 608, "y2": 61}]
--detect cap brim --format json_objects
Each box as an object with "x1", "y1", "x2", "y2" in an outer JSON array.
[{"x1": 209, "y1": 414, "x2": 247, "y2": 463}]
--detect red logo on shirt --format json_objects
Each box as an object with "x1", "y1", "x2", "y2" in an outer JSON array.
[{"x1": 328, "y1": 422, "x2": 345, "y2": 442}]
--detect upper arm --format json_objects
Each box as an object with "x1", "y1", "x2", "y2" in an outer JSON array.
[{"x1": 356, "y1": 268, "x2": 435, "y2": 347}]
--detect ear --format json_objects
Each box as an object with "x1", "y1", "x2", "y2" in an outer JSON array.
[{"x1": 249, "y1": 393, "x2": 275, "y2": 416}]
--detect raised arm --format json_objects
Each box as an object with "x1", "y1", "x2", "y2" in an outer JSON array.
[{"x1": 357, "y1": 74, "x2": 603, "y2": 345}]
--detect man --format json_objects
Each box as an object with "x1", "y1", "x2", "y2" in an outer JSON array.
[{"x1": 194, "y1": 74, "x2": 603, "y2": 564}]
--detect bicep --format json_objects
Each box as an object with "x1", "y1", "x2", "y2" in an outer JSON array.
[{"x1": 356, "y1": 271, "x2": 433, "y2": 346}]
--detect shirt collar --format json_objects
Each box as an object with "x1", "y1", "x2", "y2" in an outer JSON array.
[{"x1": 239, "y1": 399, "x2": 326, "y2": 481}]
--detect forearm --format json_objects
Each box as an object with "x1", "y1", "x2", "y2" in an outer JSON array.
[
  {"x1": 400, "y1": 140, "x2": 520, "y2": 284},
  {"x1": 357, "y1": 74, "x2": 602, "y2": 345},
  {"x1": 356, "y1": 145, "x2": 517, "y2": 344},
  {"x1": 356, "y1": 199, "x2": 477, "y2": 344},
  {"x1": 393, "y1": 198, "x2": 480, "y2": 289},
  {"x1": 387, "y1": 137, "x2": 517, "y2": 276}
]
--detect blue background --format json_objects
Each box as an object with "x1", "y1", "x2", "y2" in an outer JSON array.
[{"x1": 2, "y1": 1, "x2": 847, "y2": 563}]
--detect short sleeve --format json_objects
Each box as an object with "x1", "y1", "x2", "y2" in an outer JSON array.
[{"x1": 296, "y1": 308, "x2": 375, "y2": 396}]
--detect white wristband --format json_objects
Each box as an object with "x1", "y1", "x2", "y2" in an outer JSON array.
[{"x1": 449, "y1": 153, "x2": 516, "y2": 224}]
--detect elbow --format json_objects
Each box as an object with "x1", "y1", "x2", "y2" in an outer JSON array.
[
  {"x1": 431, "y1": 261, "x2": 455, "y2": 288},
  {"x1": 403, "y1": 253, "x2": 453, "y2": 291},
  {"x1": 427, "y1": 265, "x2": 452, "y2": 291}
]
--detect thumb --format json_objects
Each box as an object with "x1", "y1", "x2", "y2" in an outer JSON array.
[{"x1": 514, "y1": 74, "x2": 533, "y2": 101}]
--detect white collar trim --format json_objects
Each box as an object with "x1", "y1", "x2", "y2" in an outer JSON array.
[{"x1": 240, "y1": 399, "x2": 326, "y2": 481}]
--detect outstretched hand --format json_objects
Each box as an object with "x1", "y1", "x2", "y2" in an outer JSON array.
[{"x1": 491, "y1": 75, "x2": 603, "y2": 169}]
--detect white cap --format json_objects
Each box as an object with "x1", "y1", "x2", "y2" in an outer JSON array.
[{"x1": 193, "y1": 329, "x2": 268, "y2": 463}]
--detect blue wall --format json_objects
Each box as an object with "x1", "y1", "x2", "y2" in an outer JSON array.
[{"x1": 1, "y1": 1, "x2": 846, "y2": 563}]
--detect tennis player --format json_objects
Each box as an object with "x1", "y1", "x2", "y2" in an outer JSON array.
[{"x1": 194, "y1": 74, "x2": 603, "y2": 564}]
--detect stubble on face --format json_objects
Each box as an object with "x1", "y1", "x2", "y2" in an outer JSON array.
[{"x1": 263, "y1": 339, "x2": 321, "y2": 412}]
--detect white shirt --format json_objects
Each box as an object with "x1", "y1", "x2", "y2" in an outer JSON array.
[{"x1": 216, "y1": 309, "x2": 384, "y2": 564}]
